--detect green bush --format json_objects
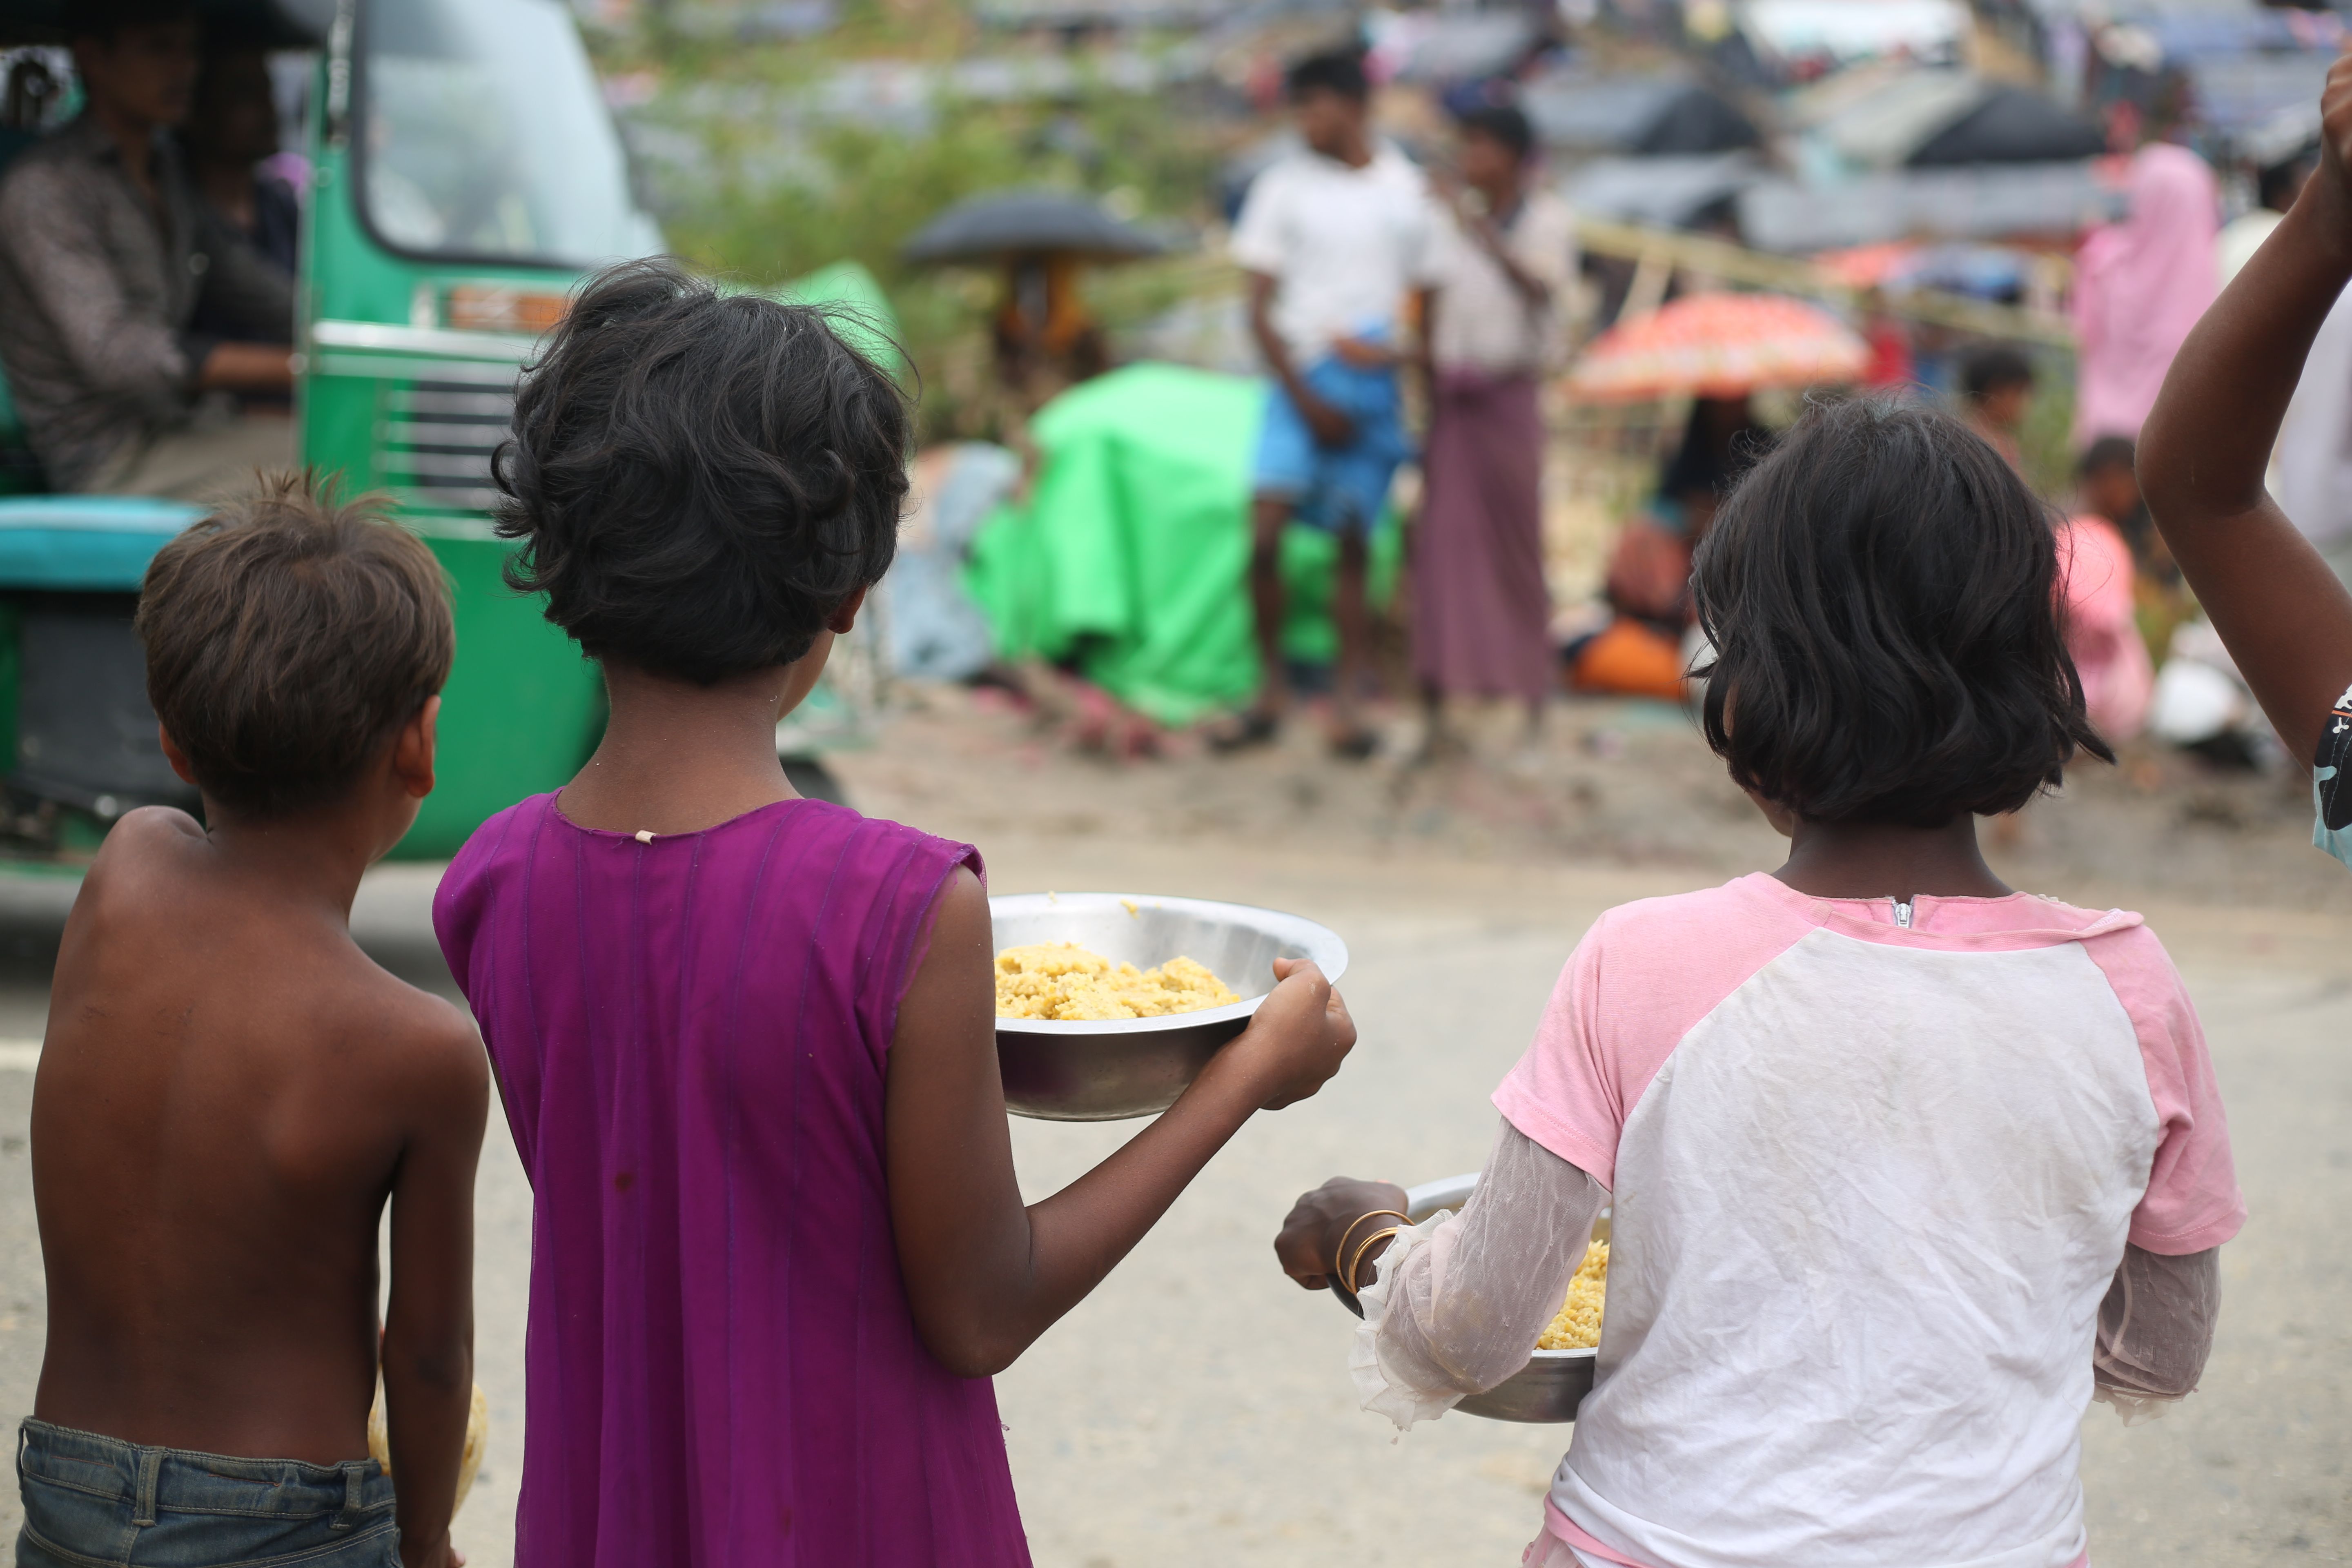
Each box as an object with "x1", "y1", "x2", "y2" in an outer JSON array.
[{"x1": 616, "y1": 30, "x2": 1226, "y2": 437}]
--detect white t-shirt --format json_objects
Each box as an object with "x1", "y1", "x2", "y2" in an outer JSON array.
[
  {"x1": 1229, "y1": 144, "x2": 1439, "y2": 365},
  {"x1": 1430, "y1": 189, "x2": 1578, "y2": 376},
  {"x1": 1493, "y1": 874, "x2": 2243, "y2": 1568},
  {"x1": 2272, "y1": 286, "x2": 2352, "y2": 548},
  {"x1": 2221, "y1": 210, "x2": 2352, "y2": 548},
  {"x1": 2214, "y1": 208, "x2": 2280, "y2": 286}
]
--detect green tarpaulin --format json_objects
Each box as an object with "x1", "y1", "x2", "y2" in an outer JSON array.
[
  {"x1": 963, "y1": 362, "x2": 1396, "y2": 726},
  {"x1": 780, "y1": 260, "x2": 905, "y2": 381}
]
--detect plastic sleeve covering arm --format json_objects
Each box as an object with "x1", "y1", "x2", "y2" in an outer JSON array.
[
  {"x1": 2093, "y1": 1243, "x2": 2220, "y2": 1424},
  {"x1": 1350, "y1": 1119, "x2": 2222, "y2": 1432},
  {"x1": 1351, "y1": 1118, "x2": 1604, "y2": 1430}
]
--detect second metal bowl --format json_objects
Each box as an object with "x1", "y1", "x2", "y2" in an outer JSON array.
[
  {"x1": 991, "y1": 892, "x2": 1348, "y2": 1121},
  {"x1": 1332, "y1": 1172, "x2": 1600, "y2": 1424}
]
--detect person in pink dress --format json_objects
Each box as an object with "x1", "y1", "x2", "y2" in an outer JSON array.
[
  {"x1": 432, "y1": 260, "x2": 1361, "y2": 1566},
  {"x1": 1278, "y1": 399, "x2": 2238, "y2": 1568},
  {"x1": 2057, "y1": 508, "x2": 2154, "y2": 741},
  {"x1": 2072, "y1": 140, "x2": 2219, "y2": 448}
]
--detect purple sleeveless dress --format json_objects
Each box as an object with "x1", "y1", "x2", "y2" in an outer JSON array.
[{"x1": 433, "y1": 793, "x2": 1031, "y2": 1568}]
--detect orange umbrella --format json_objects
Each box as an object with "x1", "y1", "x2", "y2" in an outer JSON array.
[{"x1": 1568, "y1": 292, "x2": 1870, "y2": 402}]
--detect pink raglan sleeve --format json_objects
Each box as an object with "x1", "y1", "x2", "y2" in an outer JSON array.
[
  {"x1": 1492, "y1": 915, "x2": 1627, "y2": 1191},
  {"x1": 2088, "y1": 927, "x2": 2246, "y2": 1254}
]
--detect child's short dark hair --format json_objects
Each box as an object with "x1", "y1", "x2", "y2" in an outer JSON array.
[
  {"x1": 1691, "y1": 398, "x2": 2112, "y2": 827},
  {"x1": 2076, "y1": 434, "x2": 2136, "y2": 478},
  {"x1": 1958, "y1": 344, "x2": 2035, "y2": 402},
  {"x1": 136, "y1": 471, "x2": 454, "y2": 819},
  {"x1": 493, "y1": 258, "x2": 911, "y2": 684},
  {"x1": 1286, "y1": 50, "x2": 1369, "y2": 104},
  {"x1": 1457, "y1": 103, "x2": 1535, "y2": 162}
]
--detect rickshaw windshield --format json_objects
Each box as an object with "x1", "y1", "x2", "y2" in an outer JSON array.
[{"x1": 355, "y1": 0, "x2": 657, "y2": 269}]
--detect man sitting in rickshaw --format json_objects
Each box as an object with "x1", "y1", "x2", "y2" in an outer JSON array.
[{"x1": 0, "y1": 0, "x2": 293, "y2": 497}]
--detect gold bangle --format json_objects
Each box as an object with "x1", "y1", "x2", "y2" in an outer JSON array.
[
  {"x1": 1342, "y1": 1226, "x2": 1405, "y2": 1296},
  {"x1": 1332, "y1": 1208, "x2": 1411, "y2": 1287}
]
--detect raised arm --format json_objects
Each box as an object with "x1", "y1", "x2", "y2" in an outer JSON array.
[
  {"x1": 382, "y1": 1013, "x2": 490, "y2": 1568},
  {"x1": 885, "y1": 869, "x2": 1356, "y2": 1377},
  {"x1": 2140, "y1": 52, "x2": 2352, "y2": 762},
  {"x1": 2093, "y1": 1243, "x2": 2220, "y2": 1423}
]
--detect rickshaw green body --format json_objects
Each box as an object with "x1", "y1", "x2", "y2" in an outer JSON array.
[{"x1": 293, "y1": 132, "x2": 602, "y2": 858}]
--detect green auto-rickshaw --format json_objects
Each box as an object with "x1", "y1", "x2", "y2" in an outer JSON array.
[{"x1": 0, "y1": 0, "x2": 884, "y2": 862}]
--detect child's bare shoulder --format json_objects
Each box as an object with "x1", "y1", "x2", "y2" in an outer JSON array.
[
  {"x1": 321, "y1": 962, "x2": 489, "y2": 1125},
  {"x1": 78, "y1": 804, "x2": 205, "y2": 884},
  {"x1": 361, "y1": 973, "x2": 485, "y2": 1069},
  {"x1": 82, "y1": 808, "x2": 485, "y2": 1110}
]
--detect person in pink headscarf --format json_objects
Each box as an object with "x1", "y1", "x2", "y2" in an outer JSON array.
[{"x1": 2072, "y1": 143, "x2": 2220, "y2": 447}]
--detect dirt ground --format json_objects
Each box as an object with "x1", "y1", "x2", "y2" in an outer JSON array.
[
  {"x1": 847, "y1": 678, "x2": 2352, "y2": 919},
  {"x1": 821, "y1": 681, "x2": 2352, "y2": 1568},
  {"x1": 0, "y1": 683, "x2": 2340, "y2": 1565}
]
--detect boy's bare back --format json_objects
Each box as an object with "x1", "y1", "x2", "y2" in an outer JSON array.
[
  {"x1": 33, "y1": 807, "x2": 484, "y2": 1464},
  {"x1": 21, "y1": 477, "x2": 486, "y2": 1568}
]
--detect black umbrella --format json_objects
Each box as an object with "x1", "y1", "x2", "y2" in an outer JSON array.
[
  {"x1": 0, "y1": 0, "x2": 325, "y2": 46},
  {"x1": 1907, "y1": 85, "x2": 2105, "y2": 167},
  {"x1": 903, "y1": 190, "x2": 1167, "y2": 265}
]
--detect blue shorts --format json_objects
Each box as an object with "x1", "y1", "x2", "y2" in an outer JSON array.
[
  {"x1": 17, "y1": 1419, "x2": 400, "y2": 1567},
  {"x1": 1252, "y1": 357, "x2": 1411, "y2": 536}
]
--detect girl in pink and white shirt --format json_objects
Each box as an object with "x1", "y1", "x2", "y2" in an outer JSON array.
[{"x1": 1278, "y1": 398, "x2": 2242, "y2": 1568}]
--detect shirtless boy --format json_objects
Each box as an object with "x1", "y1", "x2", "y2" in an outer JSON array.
[{"x1": 22, "y1": 474, "x2": 486, "y2": 1568}]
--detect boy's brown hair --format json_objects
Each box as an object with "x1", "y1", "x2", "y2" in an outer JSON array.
[{"x1": 136, "y1": 471, "x2": 454, "y2": 818}]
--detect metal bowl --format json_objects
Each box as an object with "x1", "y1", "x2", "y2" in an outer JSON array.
[
  {"x1": 1332, "y1": 1172, "x2": 1601, "y2": 1424},
  {"x1": 991, "y1": 892, "x2": 1348, "y2": 1122}
]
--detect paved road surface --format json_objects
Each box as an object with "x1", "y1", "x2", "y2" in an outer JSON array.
[{"x1": 0, "y1": 834, "x2": 2341, "y2": 1564}]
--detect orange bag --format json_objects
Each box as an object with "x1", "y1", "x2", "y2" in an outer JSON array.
[{"x1": 1571, "y1": 618, "x2": 1688, "y2": 701}]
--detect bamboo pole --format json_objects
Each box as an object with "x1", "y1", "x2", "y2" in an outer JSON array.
[{"x1": 1574, "y1": 216, "x2": 2076, "y2": 350}]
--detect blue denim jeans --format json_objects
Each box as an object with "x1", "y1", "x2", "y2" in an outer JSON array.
[{"x1": 16, "y1": 1419, "x2": 399, "y2": 1567}]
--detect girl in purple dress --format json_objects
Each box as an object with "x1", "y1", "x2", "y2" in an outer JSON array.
[{"x1": 433, "y1": 261, "x2": 1359, "y2": 1568}]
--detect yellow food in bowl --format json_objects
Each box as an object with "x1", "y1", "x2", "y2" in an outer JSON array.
[
  {"x1": 1537, "y1": 1240, "x2": 1608, "y2": 1350},
  {"x1": 995, "y1": 942, "x2": 1240, "y2": 1020}
]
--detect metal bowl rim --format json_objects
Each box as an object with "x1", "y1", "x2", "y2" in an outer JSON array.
[{"x1": 989, "y1": 892, "x2": 1350, "y2": 1035}]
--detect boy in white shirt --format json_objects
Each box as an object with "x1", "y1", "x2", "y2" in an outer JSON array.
[{"x1": 1221, "y1": 50, "x2": 1438, "y2": 757}]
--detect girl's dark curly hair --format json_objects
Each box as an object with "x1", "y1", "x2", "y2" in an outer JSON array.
[
  {"x1": 492, "y1": 258, "x2": 911, "y2": 684},
  {"x1": 1691, "y1": 396, "x2": 2112, "y2": 827}
]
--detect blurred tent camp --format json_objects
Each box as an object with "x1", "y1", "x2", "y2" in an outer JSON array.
[
  {"x1": 1908, "y1": 85, "x2": 2106, "y2": 165},
  {"x1": 1369, "y1": 9, "x2": 1542, "y2": 87},
  {"x1": 1733, "y1": 0, "x2": 1972, "y2": 76},
  {"x1": 1518, "y1": 71, "x2": 1762, "y2": 157},
  {"x1": 1737, "y1": 162, "x2": 2123, "y2": 252},
  {"x1": 1563, "y1": 151, "x2": 1762, "y2": 230}
]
